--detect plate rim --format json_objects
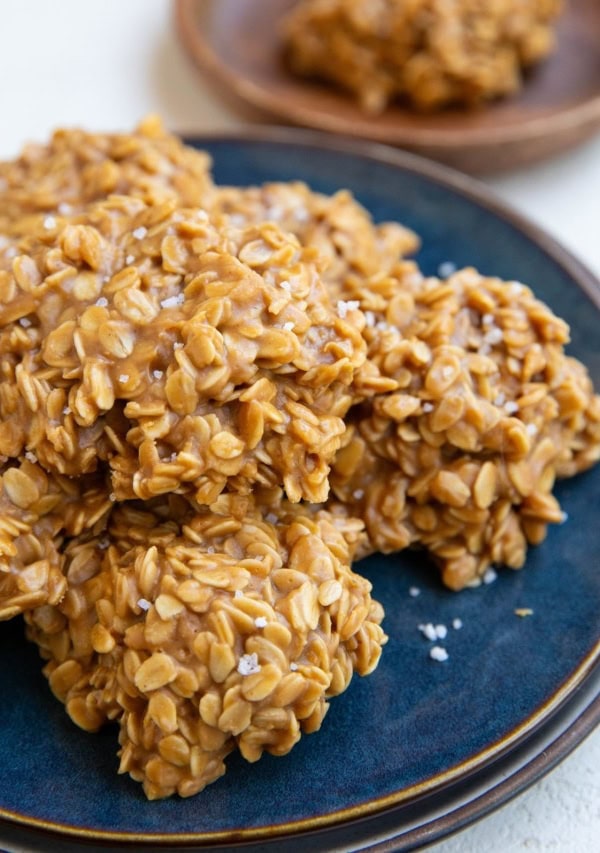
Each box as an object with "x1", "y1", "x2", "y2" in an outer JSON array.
[
  {"x1": 174, "y1": 0, "x2": 600, "y2": 149},
  {"x1": 1, "y1": 127, "x2": 599, "y2": 846},
  {"x1": 2, "y1": 664, "x2": 599, "y2": 851},
  {"x1": 362, "y1": 660, "x2": 600, "y2": 853}
]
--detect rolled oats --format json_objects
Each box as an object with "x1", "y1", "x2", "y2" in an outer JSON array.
[
  {"x1": 0, "y1": 460, "x2": 110, "y2": 619},
  {"x1": 211, "y1": 181, "x2": 419, "y2": 293}
]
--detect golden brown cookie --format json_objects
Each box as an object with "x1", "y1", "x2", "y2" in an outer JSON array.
[
  {"x1": 0, "y1": 116, "x2": 215, "y2": 236},
  {"x1": 0, "y1": 196, "x2": 367, "y2": 505},
  {"x1": 283, "y1": 0, "x2": 563, "y2": 112},
  {"x1": 328, "y1": 266, "x2": 600, "y2": 588},
  {"x1": 26, "y1": 496, "x2": 386, "y2": 799}
]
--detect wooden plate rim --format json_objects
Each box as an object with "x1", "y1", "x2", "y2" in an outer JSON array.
[{"x1": 174, "y1": 0, "x2": 600, "y2": 150}]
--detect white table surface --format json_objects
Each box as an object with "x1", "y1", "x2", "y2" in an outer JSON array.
[{"x1": 1, "y1": 2, "x2": 599, "y2": 851}]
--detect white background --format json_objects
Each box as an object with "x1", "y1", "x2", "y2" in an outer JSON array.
[{"x1": 0, "y1": 2, "x2": 599, "y2": 851}]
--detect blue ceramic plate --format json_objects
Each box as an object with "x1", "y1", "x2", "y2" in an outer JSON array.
[{"x1": 1, "y1": 130, "x2": 599, "y2": 851}]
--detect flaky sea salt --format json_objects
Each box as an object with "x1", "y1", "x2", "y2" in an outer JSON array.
[
  {"x1": 483, "y1": 567, "x2": 498, "y2": 585},
  {"x1": 279, "y1": 280, "x2": 291, "y2": 292},
  {"x1": 484, "y1": 327, "x2": 503, "y2": 346},
  {"x1": 95, "y1": 296, "x2": 108, "y2": 307},
  {"x1": 254, "y1": 617, "x2": 267, "y2": 629},
  {"x1": 137, "y1": 598, "x2": 151, "y2": 611},
  {"x1": 422, "y1": 402, "x2": 434, "y2": 413},
  {"x1": 24, "y1": 451, "x2": 37, "y2": 464},
  {"x1": 132, "y1": 226, "x2": 147, "y2": 240},
  {"x1": 282, "y1": 322, "x2": 295, "y2": 331},
  {"x1": 337, "y1": 299, "x2": 360, "y2": 319},
  {"x1": 408, "y1": 586, "x2": 420, "y2": 598},
  {"x1": 419, "y1": 623, "x2": 448, "y2": 641},
  {"x1": 57, "y1": 202, "x2": 72, "y2": 215},
  {"x1": 234, "y1": 589, "x2": 243, "y2": 599},
  {"x1": 438, "y1": 261, "x2": 456, "y2": 278},
  {"x1": 160, "y1": 294, "x2": 184, "y2": 309},
  {"x1": 504, "y1": 401, "x2": 519, "y2": 415},
  {"x1": 290, "y1": 662, "x2": 299, "y2": 671},
  {"x1": 452, "y1": 618, "x2": 463, "y2": 630},
  {"x1": 119, "y1": 374, "x2": 129, "y2": 383},
  {"x1": 152, "y1": 369, "x2": 164, "y2": 379},
  {"x1": 295, "y1": 207, "x2": 309, "y2": 223},
  {"x1": 353, "y1": 489, "x2": 364, "y2": 500},
  {"x1": 43, "y1": 215, "x2": 56, "y2": 230},
  {"x1": 429, "y1": 646, "x2": 449, "y2": 662},
  {"x1": 19, "y1": 317, "x2": 31, "y2": 328},
  {"x1": 238, "y1": 653, "x2": 261, "y2": 676},
  {"x1": 418, "y1": 623, "x2": 438, "y2": 642},
  {"x1": 125, "y1": 254, "x2": 135, "y2": 265}
]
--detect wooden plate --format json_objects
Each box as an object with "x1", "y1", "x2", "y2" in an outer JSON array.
[{"x1": 175, "y1": 0, "x2": 600, "y2": 174}]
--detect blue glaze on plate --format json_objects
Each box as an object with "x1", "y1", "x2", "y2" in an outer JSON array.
[{"x1": 1, "y1": 134, "x2": 599, "y2": 843}]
